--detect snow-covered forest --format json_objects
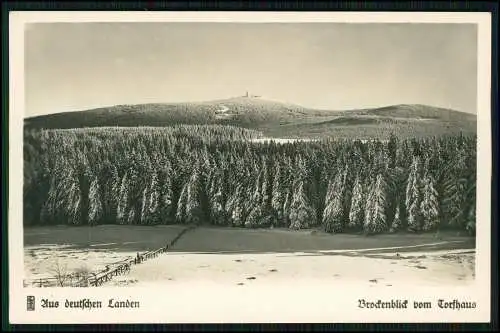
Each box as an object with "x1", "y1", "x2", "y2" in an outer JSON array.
[{"x1": 23, "y1": 125, "x2": 476, "y2": 235}]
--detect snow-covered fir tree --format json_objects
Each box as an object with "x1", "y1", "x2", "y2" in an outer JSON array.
[
  {"x1": 289, "y1": 179, "x2": 315, "y2": 230},
  {"x1": 140, "y1": 186, "x2": 149, "y2": 225},
  {"x1": 107, "y1": 165, "x2": 120, "y2": 221},
  {"x1": 282, "y1": 187, "x2": 293, "y2": 228},
  {"x1": 87, "y1": 176, "x2": 103, "y2": 225},
  {"x1": 116, "y1": 172, "x2": 130, "y2": 225},
  {"x1": 245, "y1": 169, "x2": 265, "y2": 228},
  {"x1": 260, "y1": 163, "x2": 272, "y2": 219},
  {"x1": 364, "y1": 173, "x2": 388, "y2": 234},
  {"x1": 348, "y1": 175, "x2": 364, "y2": 230},
  {"x1": 406, "y1": 157, "x2": 422, "y2": 232},
  {"x1": 177, "y1": 167, "x2": 203, "y2": 225},
  {"x1": 322, "y1": 171, "x2": 345, "y2": 233},
  {"x1": 158, "y1": 172, "x2": 174, "y2": 224},
  {"x1": 209, "y1": 171, "x2": 226, "y2": 225},
  {"x1": 420, "y1": 172, "x2": 440, "y2": 231},
  {"x1": 226, "y1": 185, "x2": 245, "y2": 227},
  {"x1": 271, "y1": 163, "x2": 285, "y2": 225},
  {"x1": 147, "y1": 172, "x2": 160, "y2": 223}
]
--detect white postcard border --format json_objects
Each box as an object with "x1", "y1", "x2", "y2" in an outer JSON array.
[{"x1": 9, "y1": 11, "x2": 492, "y2": 324}]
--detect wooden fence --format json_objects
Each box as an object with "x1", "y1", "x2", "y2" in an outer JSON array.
[{"x1": 26, "y1": 225, "x2": 197, "y2": 288}]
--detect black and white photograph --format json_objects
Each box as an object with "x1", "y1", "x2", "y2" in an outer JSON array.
[{"x1": 9, "y1": 11, "x2": 492, "y2": 324}]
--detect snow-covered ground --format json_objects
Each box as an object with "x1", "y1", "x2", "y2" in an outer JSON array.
[
  {"x1": 23, "y1": 225, "x2": 475, "y2": 288},
  {"x1": 23, "y1": 224, "x2": 187, "y2": 285},
  {"x1": 24, "y1": 245, "x2": 137, "y2": 285},
  {"x1": 107, "y1": 249, "x2": 475, "y2": 288}
]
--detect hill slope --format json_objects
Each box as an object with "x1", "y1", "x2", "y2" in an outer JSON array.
[{"x1": 24, "y1": 97, "x2": 476, "y2": 139}]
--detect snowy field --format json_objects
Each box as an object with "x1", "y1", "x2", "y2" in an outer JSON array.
[
  {"x1": 108, "y1": 249, "x2": 475, "y2": 288},
  {"x1": 23, "y1": 225, "x2": 475, "y2": 287},
  {"x1": 23, "y1": 225, "x2": 187, "y2": 285}
]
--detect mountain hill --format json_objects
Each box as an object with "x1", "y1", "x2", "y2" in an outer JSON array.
[{"x1": 24, "y1": 97, "x2": 476, "y2": 139}]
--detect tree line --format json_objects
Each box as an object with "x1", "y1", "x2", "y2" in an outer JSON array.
[{"x1": 23, "y1": 125, "x2": 476, "y2": 235}]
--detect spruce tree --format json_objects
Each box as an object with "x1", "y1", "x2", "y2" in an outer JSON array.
[
  {"x1": 108, "y1": 166, "x2": 121, "y2": 221},
  {"x1": 177, "y1": 167, "x2": 203, "y2": 225},
  {"x1": 39, "y1": 169, "x2": 59, "y2": 224},
  {"x1": 159, "y1": 174, "x2": 174, "y2": 224},
  {"x1": 406, "y1": 157, "x2": 422, "y2": 232},
  {"x1": 126, "y1": 170, "x2": 140, "y2": 224},
  {"x1": 348, "y1": 175, "x2": 364, "y2": 230},
  {"x1": 116, "y1": 172, "x2": 130, "y2": 225},
  {"x1": 322, "y1": 172, "x2": 345, "y2": 233},
  {"x1": 364, "y1": 173, "x2": 388, "y2": 234},
  {"x1": 271, "y1": 164, "x2": 285, "y2": 225},
  {"x1": 246, "y1": 166, "x2": 274, "y2": 228},
  {"x1": 288, "y1": 180, "x2": 315, "y2": 230},
  {"x1": 226, "y1": 185, "x2": 245, "y2": 227},
  {"x1": 148, "y1": 172, "x2": 160, "y2": 224},
  {"x1": 440, "y1": 166, "x2": 468, "y2": 230},
  {"x1": 176, "y1": 180, "x2": 188, "y2": 223},
  {"x1": 420, "y1": 173, "x2": 440, "y2": 231},
  {"x1": 260, "y1": 163, "x2": 272, "y2": 221},
  {"x1": 341, "y1": 165, "x2": 354, "y2": 225},
  {"x1": 87, "y1": 176, "x2": 103, "y2": 225},
  {"x1": 390, "y1": 166, "x2": 408, "y2": 231},
  {"x1": 140, "y1": 186, "x2": 149, "y2": 225},
  {"x1": 209, "y1": 171, "x2": 226, "y2": 225},
  {"x1": 282, "y1": 187, "x2": 293, "y2": 228}
]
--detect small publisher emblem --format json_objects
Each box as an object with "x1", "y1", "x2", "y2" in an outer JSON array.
[{"x1": 27, "y1": 296, "x2": 35, "y2": 311}]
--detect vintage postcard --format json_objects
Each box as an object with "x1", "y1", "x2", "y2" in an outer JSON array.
[{"x1": 9, "y1": 11, "x2": 492, "y2": 324}]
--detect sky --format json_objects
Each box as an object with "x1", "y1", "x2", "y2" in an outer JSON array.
[{"x1": 24, "y1": 22, "x2": 478, "y2": 117}]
